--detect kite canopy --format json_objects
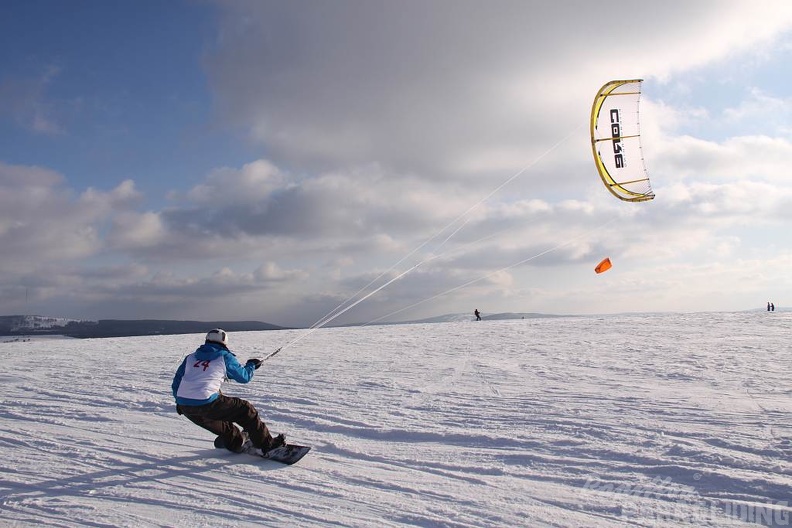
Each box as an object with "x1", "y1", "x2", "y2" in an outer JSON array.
[
  {"x1": 590, "y1": 79, "x2": 655, "y2": 202},
  {"x1": 595, "y1": 257, "x2": 612, "y2": 274}
]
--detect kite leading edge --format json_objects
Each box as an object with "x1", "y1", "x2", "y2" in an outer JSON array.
[{"x1": 590, "y1": 79, "x2": 655, "y2": 202}]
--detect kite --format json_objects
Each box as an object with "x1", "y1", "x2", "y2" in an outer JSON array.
[
  {"x1": 595, "y1": 257, "x2": 612, "y2": 274},
  {"x1": 590, "y1": 79, "x2": 655, "y2": 202}
]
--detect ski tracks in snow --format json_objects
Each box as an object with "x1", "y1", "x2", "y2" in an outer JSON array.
[{"x1": 1, "y1": 313, "x2": 790, "y2": 526}]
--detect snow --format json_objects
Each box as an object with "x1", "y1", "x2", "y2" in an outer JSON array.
[{"x1": 1, "y1": 312, "x2": 790, "y2": 527}]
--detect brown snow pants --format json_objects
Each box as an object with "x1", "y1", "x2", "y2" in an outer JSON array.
[{"x1": 177, "y1": 394, "x2": 274, "y2": 452}]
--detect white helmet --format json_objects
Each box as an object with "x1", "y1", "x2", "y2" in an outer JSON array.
[{"x1": 206, "y1": 328, "x2": 229, "y2": 346}]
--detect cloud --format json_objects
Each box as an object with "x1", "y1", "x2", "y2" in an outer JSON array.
[
  {"x1": 0, "y1": 163, "x2": 140, "y2": 272},
  {"x1": 205, "y1": 1, "x2": 792, "y2": 180},
  {"x1": 4, "y1": 3, "x2": 792, "y2": 325},
  {"x1": 109, "y1": 211, "x2": 168, "y2": 250},
  {"x1": 111, "y1": 160, "x2": 478, "y2": 262},
  {"x1": 654, "y1": 135, "x2": 792, "y2": 185},
  {"x1": 183, "y1": 159, "x2": 286, "y2": 206}
]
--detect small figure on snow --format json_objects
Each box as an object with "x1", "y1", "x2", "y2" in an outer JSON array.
[
  {"x1": 474, "y1": 309, "x2": 481, "y2": 321},
  {"x1": 172, "y1": 329, "x2": 285, "y2": 453}
]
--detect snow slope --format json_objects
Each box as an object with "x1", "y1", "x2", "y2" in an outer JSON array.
[{"x1": 1, "y1": 312, "x2": 790, "y2": 527}]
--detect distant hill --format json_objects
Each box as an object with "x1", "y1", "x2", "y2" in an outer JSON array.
[{"x1": 0, "y1": 315, "x2": 287, "y2": 339}]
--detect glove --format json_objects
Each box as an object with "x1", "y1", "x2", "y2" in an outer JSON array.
[{"x1": 246, "y1": 358, "x2": 263, "y2": 370}]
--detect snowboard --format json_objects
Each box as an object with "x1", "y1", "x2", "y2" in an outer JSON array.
[
  {"x1": 260, "y1": 443, "x2": 311, "y2": 465},
  {"x1": 214, "y1": 435, "x2": 311, "y2": 465}
]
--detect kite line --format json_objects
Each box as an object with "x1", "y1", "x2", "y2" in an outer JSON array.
[{"x1": 265, "y1": 124, "x2": 586, "y2": 360}]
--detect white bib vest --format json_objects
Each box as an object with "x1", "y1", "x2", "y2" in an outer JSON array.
[{"x1": 176, "y1": 351, "x2": 227, "y2": 401}]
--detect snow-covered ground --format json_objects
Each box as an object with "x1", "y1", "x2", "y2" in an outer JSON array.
[{"x1": 1, "y1": 312, "x2": 790, "y2": 527}]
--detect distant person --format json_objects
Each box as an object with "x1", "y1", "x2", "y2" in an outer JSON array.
[
  {"x1": 771, "y1": 303, "x2": 775, "y2": 311},
  {"x1": 768, "y1": 302, "x2": 772, "y2": 312},
  {"x1": 474, "y1": 309, "x2": 481, "y2": 321},
  {"x1": 171, "y1": 329, "x2": 285, "y2": 454}
]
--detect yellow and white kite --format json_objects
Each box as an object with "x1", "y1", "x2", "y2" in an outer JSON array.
[{"x1": 590, "y1": 79, "x2": 654, "y2": 202}]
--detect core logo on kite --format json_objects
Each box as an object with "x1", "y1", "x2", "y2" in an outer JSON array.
[{"x1": 610, "y1": 109, "x2": 624, "y2": 168}]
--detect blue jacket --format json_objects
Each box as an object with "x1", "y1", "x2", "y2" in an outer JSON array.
[{"x1": 172, "y1": 342, "x2": 256, "y2": 406}]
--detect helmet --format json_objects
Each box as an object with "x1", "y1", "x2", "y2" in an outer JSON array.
[{"x1": 206, "y1": 328, "x2": 229, "y2": 346}]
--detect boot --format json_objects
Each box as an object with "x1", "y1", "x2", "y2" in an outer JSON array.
[
  {"x1": 265, "y1": 434, "x2": 286, "y2": 452},
  {"x1": 230, "y1": 431, "x2": 252, "y2": 453}
]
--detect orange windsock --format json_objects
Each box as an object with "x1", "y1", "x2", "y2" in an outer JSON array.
[{"x1": 595, "y1": 257, "x2": 612, "y2": 274}]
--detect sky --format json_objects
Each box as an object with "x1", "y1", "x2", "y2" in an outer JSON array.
[{"x1": 2, "y1": 0, "x2": 792, "y2": 328}]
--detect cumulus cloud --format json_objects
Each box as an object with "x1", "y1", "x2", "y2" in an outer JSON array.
[
  {"x1": 109, "y1": 211, "x2": 168, "y2": 250},
  {"x1": 0, "y1": 163, "x2": 140, "y2": 271},
  {"x1": 183, "y1": 159, "x2": 287, "y2": 206},
  {"x1": 0, "y1": 164, "x2": 149, "y2": 315},
  {"x1": 654, "y1": 135, "x2": 792, "y2": 185},
  {"x1": 111, "y1": 160, "x2": 479, "y2": 263}
]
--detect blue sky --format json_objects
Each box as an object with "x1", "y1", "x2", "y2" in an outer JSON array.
[
  {"x1": 0, "y1": 0, "x2": 248, "y2": 201},
  {"x1": 2, "y1": 1, "x2": 792, "y2": 327}
]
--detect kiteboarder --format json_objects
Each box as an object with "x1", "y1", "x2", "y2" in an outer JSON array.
[
  {"x1": 474, "y1": 309, "x2": 481, "y2": 321},
  {"x1": 171, "y1": 329, "x2": 285, "y2": 453}
]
